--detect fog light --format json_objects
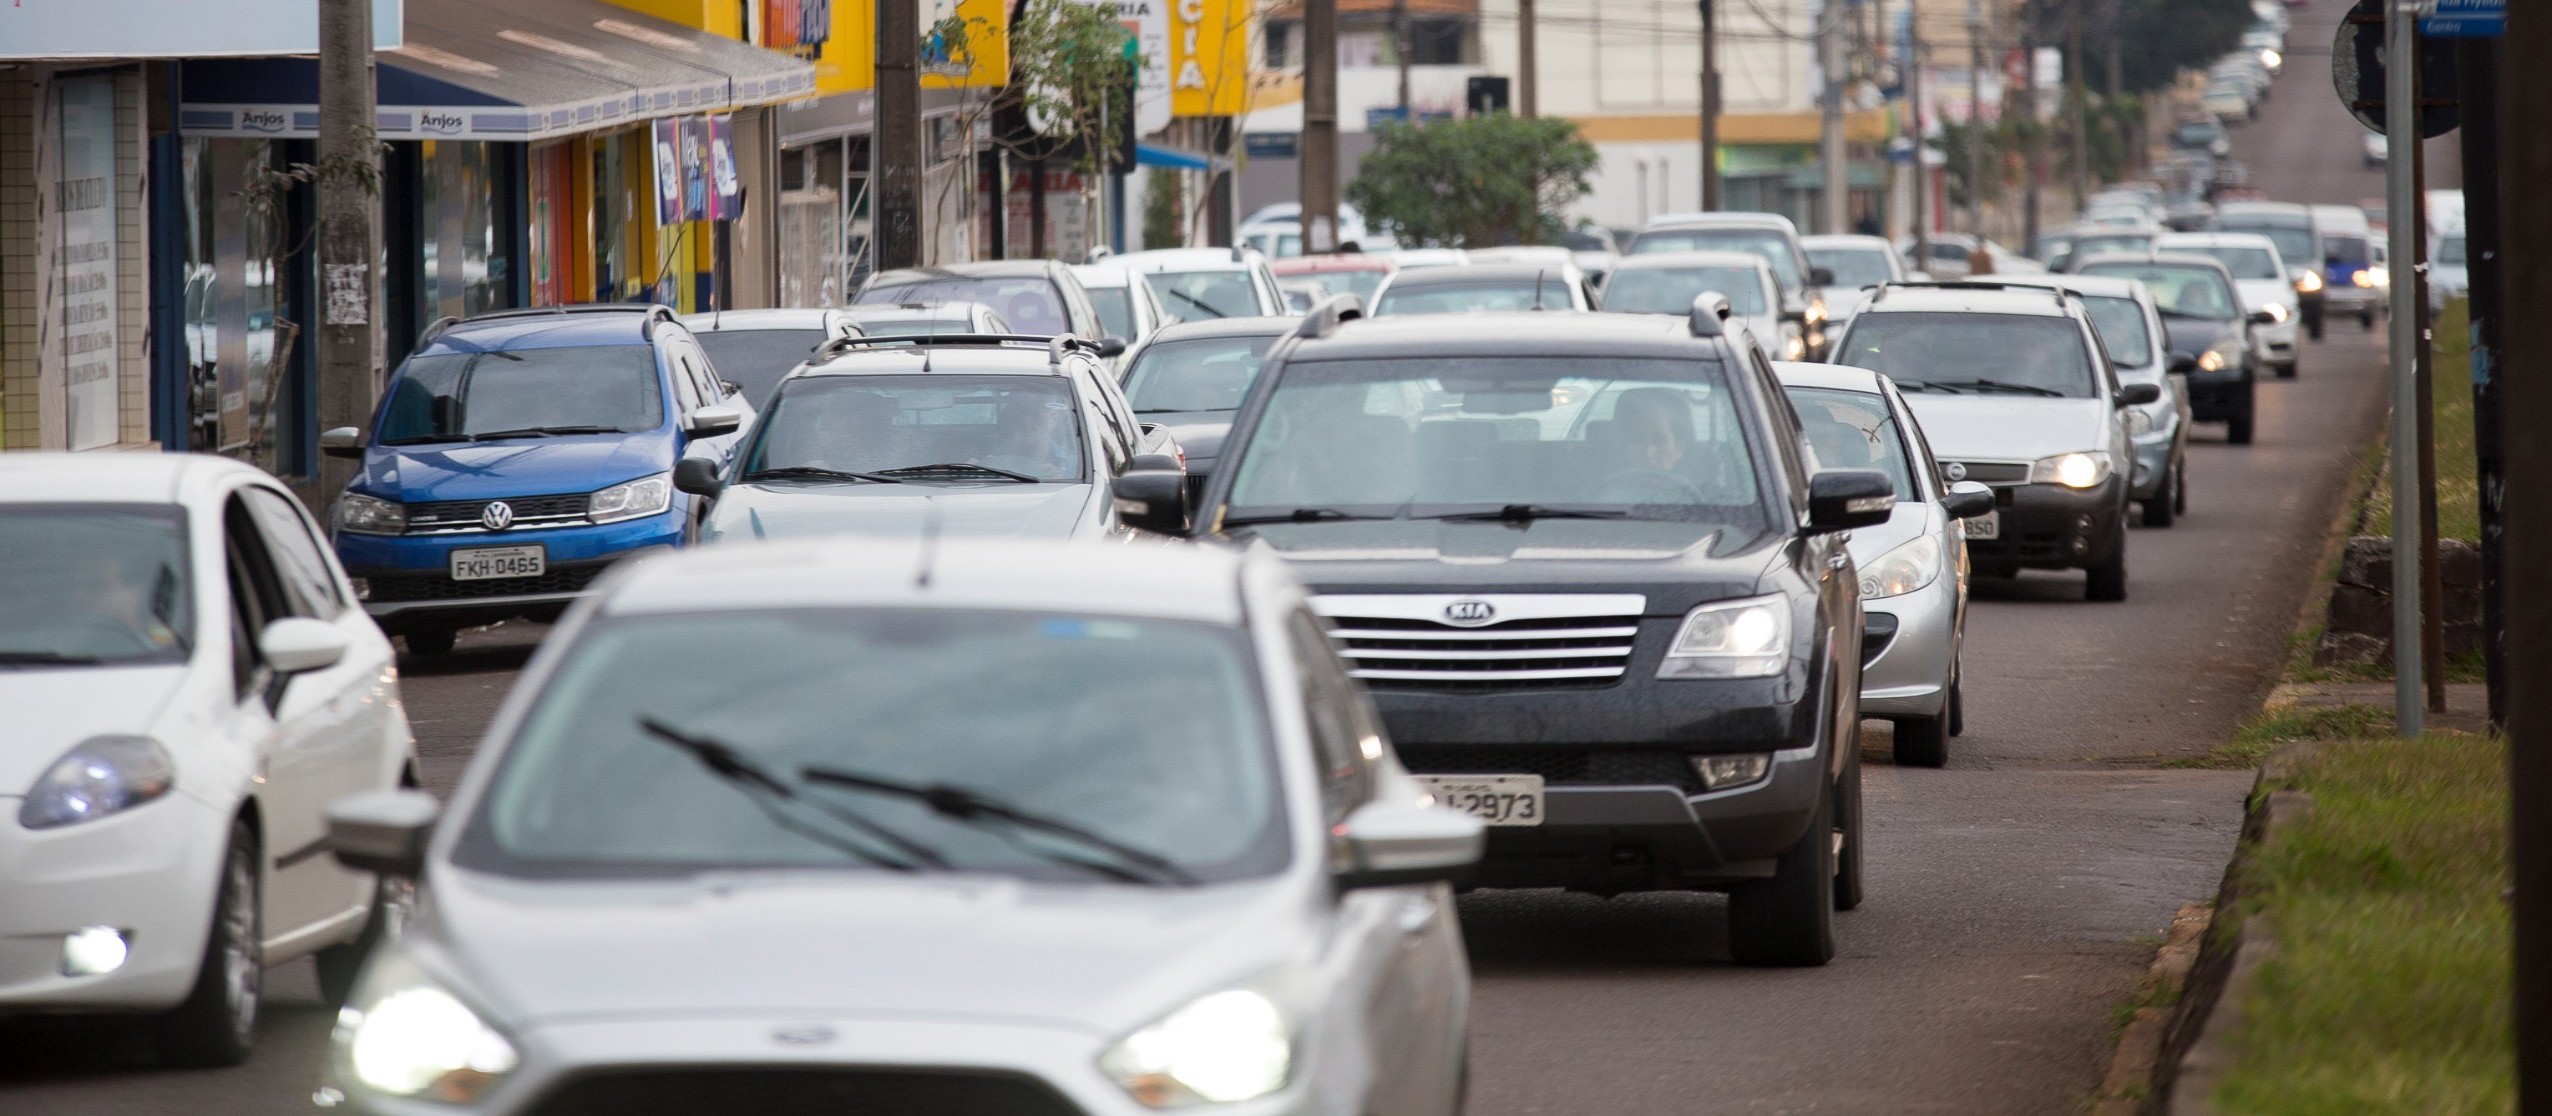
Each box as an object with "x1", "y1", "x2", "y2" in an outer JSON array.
[
  {"x1": 63, "y1": 926, "x2": 129, "y2": 976},
  {"x1": 1691, "y1": 754, "x2": 1771, "y2": 791},
  {"x1": 350, "y1": 577, "x2": 371, "y2": 601}
]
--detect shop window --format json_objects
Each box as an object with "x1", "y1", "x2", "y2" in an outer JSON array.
[
  {"x1": 181, "y1": 137, "x2": 301, "y2": 477},
  {"x1": 419, "y1": 140, "x2": 508, "y2": 321}
]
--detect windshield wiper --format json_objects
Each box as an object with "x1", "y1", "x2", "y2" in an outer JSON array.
[
  {"x1": 1162, "y1": 289, "x2": 1228, "y2": 319},
  {"x1": 743, "y1": 465, "x2": 905, "y2": 484},
  {"x1": 463, "y1": 424, "x2": 626, "y2": 440},
  {"x1": 1219, "y1": 507, "x2": 1393, "y2": 526},
  {"x1": 799, "y1": 766, "x2": 1196, "y2": 886},
  {"x1": 637, "y1": 717, "x2": 945, "y2": 872},
  {"x1": 1921, "y1": 379, "x2": 2069, "y2": 398},
  {"x1": 1416, "y1": 504, "x2": 1633, "y2": 523},
  {"x1": 871, "y1": 462, "x2": 1042, "y2": 482},
  {"x1": 1889, "y1": 381, "x2": 1966, "y2": 394},
  {"x1": 2155, "y1": 307, "x2": 2231, "y2": 321},
  {"x1": 0, "y1": 651, "x2": 109, "y2": 667}
]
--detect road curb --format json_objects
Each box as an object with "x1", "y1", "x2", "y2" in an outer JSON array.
[{"x1": 2091, "y1": 901, "x2": 2210, "y2": 1116}]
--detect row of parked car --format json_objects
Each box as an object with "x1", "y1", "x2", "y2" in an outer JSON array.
[{"x1": 6, "y1": 188, "x2": 2312, "y2": 1112}]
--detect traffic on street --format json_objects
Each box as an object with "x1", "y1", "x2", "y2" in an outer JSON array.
[{"x1": 2, "y1": 0, "x2": 2508, "y2": 1112}]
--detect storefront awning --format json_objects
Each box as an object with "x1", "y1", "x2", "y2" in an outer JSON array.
[
  {"x1": 179, "y1": 0, "x2": 814, "y2": 142},
  {"x1": 1135, "y1": 143, "x2": 1218, "y2": 171}
]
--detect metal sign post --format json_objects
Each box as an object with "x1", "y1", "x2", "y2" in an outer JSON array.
[{"x1": 2385, "y1": 0, "x2": 2425, "y2": 736}]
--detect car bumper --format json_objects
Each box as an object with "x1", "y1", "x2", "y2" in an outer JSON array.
[
  {"x1": 1859, "y1": 576, "x2": 1956, "y2": 719},
  {"x1": 2323, "y1": 285, "x2": 2383, "y2": 313},
  {"x1": 1962, "y1": 477, "x2": 2127, "y2": 573},
  {"x1": 338, "y1": 512, "x2": 684, "y2": 630},
  {"x1": 2256, "y1": 317, "x2": 2299, "y2": 363},
  {"x1": 2184, "y1": 370, "x2": 2255, "y2": 424},
  {"x1": 0, "y1": 794, "x2": 227, "y2": 1014}
]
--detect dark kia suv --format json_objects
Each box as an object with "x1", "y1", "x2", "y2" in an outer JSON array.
[{"x1": 1123, "y1": 297, "x2": 1893, "y2": 966}]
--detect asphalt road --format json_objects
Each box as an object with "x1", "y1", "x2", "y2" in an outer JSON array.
[{"x1": 0, "y1": 4, "x2": 2393, "y2": 1109}]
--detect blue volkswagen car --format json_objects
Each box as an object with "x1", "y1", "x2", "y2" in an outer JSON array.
[{"x1": 321, "y1": 305, "x2": 753, "y2": 654}]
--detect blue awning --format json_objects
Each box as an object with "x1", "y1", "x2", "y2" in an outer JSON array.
[
  {"x1": 1136, "y1": 143, "x2": 1215, "y2": 171},
  {"x1": 180, "y1": 0, "x2": 812, "y2": 142}
]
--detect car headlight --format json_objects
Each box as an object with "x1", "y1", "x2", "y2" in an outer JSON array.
[
  {"x1": 1781, "y1": 325, "x2": 1807, "y2": 361},
  {"x1": 339, "y1": 976, "x2": 519, "y2": 1103},
  {"x1": 2125, "y1": 407, "x2": 2156, "y2": 436},
  {"x1": 2261, "y1": 302, "x2": 2289, "y2": 324},
  {"x1": 19, "y1": 735, "x2": 176, "y2": 829},
  {"x1": 1657, "y1": 594, "x2": 1790, "y2": 679},
  {"x1": 2296, "y1": 270, "x2": 2324, "y2": 293},
  {"x1": 1805, "y1": 298, "x2": 1828, "y2": 326},
  {"x1": 1100, "y1": 988, "x2": 1293, "y2": 1107},
  {"x1": 2368, "y1": 266, "x2": 2390, "y2": 288},
  {"x1": 337, "y1": 492, "x2": 407, "y2": 536},
  {"x1": 1858, "y1": 535, "x2": 1942, "y2": 600},
  {"x1": 588, "y1": 472, "x2": 673, "y2": 524},
  {"x1": 2028, "y1": 452, "x2": 2113, "y2": 489}
]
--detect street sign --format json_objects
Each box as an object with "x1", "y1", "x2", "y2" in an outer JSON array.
[
  {"x1": 2420, "y1": 0, "x2": 2504, "y2": 38},
  {"x1": 2332, "y1": 0, "x2": 2461, "y2": 138}
]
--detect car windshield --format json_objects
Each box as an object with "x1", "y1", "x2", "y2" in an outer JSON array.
[
  {"x1": 696, "y1": 329, "x2": 828, "y2": 409},
  {"x1": 376, "y1": 345, "x2": 663, "y2": 444},
  {"x1": 2220, "y1": 221, "x2": 2318, "y2": 268},
  {"x1": 461, "y1": 609, "x2": 1285, "y2": 882},
  {"x1": 857, "y1": 277, "x2": 1068, "y2": 335},
  {"x1": 858, "y1": 313, "x2": 1002, "y2": 340},
  {"x1": 1374, "y1": 279, "x2": 1568, "y2": 315},
  {"x1": 1807, "y1": 247, "x2": 1895, "y2": 288},
  {"x1": 1122, "y1": 335, "x2": 1281, "y2": 413},
  {"x1": 2323, "y1": 235, "x2": 2371, "y2": 266},
  {"x1": 1144, "y1": 270, "x2": 1261, "y2": 320},
  {"x1": 2440, "y1": 235, "x2": 2468, "y2": 265},
  {"x1": 1084, "y1": 287, "x2": 1136, "y2": 340},
  {"x1": 1599, "y1": 267, "x2": 1769, "y2": 315},
  {"x1": 2078, "y1": 295, "x2": 2157, "y2": 367},
  {"x1": 1784, "y1": 388, "x2": 1916, "y2": 499},
  {"x1": 1225, "y1": 356, "x2": 1769, "y2": 530},
  {"x1": 1838, "y1": 312, "x2": 2099, "y2": 398},
  {"x1": 2073, "y1": 234, "x2": 2153, "y2": 257},
  {"x1": 2177, "y1": 123, "x2": 2223, "y2": 144},
  {"x1": 0, "y1": 505, "x2": 193, "y2": 667},
  {"x1": 2176, "y1": 245, "x2": 2282, "y2": 280},
  {"x1": 1283, "y1": 268, "x2": 1390, "y2": 302},
  {"x1": 747, "y1": 375, "x2": 1086, "y2": 483},
  {"x1": 1630, "y1": 229, "x2": 1802, "y2": 286},
  {"x1": 2076, "y1": 263, "x2": 2239, "y2": 319}
]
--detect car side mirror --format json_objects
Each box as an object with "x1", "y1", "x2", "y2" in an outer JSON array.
[
  {"x1": 320, "y1": 426, "x2": 367, "y2": 459},
  {"x1": 1129, "y1": 452, "x2": 1183, "y2": 475},
  {"x1": 1111, "y1": 467, "x2": 1190, "y2": 534},
  {"x1": 1097, "y1": 336, "x2": 1129, "y2": 358},
  {"x1": 1940, "y1": 480, "x2": 1996, "y2": 520},
  {"x1": 1806, "y1": 469, "x2": 1897, "y2": 533},
  {"x1": 2248, "y1": 308, "x2": 2279, "y2": 326},
  {"x1": 327, "y1": 790, "x2": 441, "y2": 879},
  {"x1": 1810, "y1": 266, "x2": 1837, "y2": 287},
  {"x1": 684, "y1": 404, "x2": 742, "y2": 437},
  {"x1": 672, "y1": 455, "x2": 724, "y2": 498},
  {"x1": 2117, "y1": 381, "x2": 2164, "y2": 406},
  {"x1": 261, "y1": 617, "x2": 350, "y2": 675},
  {"x1": 1332, "y1": 798, "x2": 1483, "y2": 892}
]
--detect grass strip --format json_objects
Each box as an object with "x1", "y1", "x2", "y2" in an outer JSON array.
[
  {"x1": 2207, "y1": 732, "x2": 2513, "y2": 1115},
  {"x1": 2365, "y1": 299, "x2": 2479, "y2": 545}
]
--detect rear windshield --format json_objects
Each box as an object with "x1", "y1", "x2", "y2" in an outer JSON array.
[
  {"x1": 1599, "y1": 266, "x2": 1770, "y2": 316},
  {"x1": 2176, "y1": 245, "x2": 2282, "y2": 280},
  {"x1": 857, "y1": 277, "x2": 1068, "y2": 335},
  {"x1": 1629, "y1": 229, "x2": 1802, "y2": 287},
  {"x1": 1806, "y1": 246, "x2": 1896, "y2": 288},
  {"x1": 747, "y1": 375, "x2": 1086, "y2": 483},
  {"x1": 1145, "y1": 271, "x2": 1262, "y2": 320},
  {"x1": 378, "y1": 346, "x2": 664, "y2": 444},
  {"x1": 1837, "y1": 312, "x2": 2099, "y2": 399},
  {"x1": 1122, "y1": 335, "x2": 1281, "y2": 413},
  {"x1": 2323, "y1": 235, "x2": 2371, "y2": 265},
  {"x1": 696, "y1": 329, "x2": 829, "y2": 409},
  {"x1": 2078, "y1": 296, "x2": 2156, "y2": 368},
  {"x1": 2219, "y1": 221, "x2": 2318, "y2": 268},
  {"x1": 2075, "y1": 263, "x2": 2240, "y2": 320},
  {"x1": 1374, "y1": 279, "x2": 1570, "y2": 316}
]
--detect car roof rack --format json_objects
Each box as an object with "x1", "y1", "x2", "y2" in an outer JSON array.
[
  {"x1": 809, "y1": 332, "x2": 1097, "y2": 365},
  {"x1": 1287, "y1": 294, "x2": 1367, "y2": 342},
  {"x1": 1866, "y1": 280, "x2": 2069, "y2": 309},
  {"x1": 1687, "y1": 292, "x2": 1732, "y2": 338},
  {"x1": 417, "y1": 315, "x2": 463, "y2": 347},
  {"x1": 455, "y1": 303, "x2": 680, "y2": 339}
]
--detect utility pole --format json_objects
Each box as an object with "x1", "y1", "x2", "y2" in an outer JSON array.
[
  {"x1": 1965, "y1": 0, "x2": 1986, "y2": 236},
  {"x1": 2497, "y1": 4, "x2": 2552, "y2": 1105},
  {"x1": 874, "y1": 0, "x2": 922, "y2": 269},
  {"x1": 2067, "y1": 0, "x2": 2089, "y2": 209},
  {"x1": 1909, "y1": 15, "x2": 1930, "y2": 264},
  {"x1": 1700, "y1": 0, "x2": 1721, "y2": 208},
  {"x1": 1519, "y1": 0, "x2": 1539, "y2": 118},
  {"x1": 2381, "y1": 0, "x2": 2423, "y2": 736},
  {"x1": 2020, "y1": 16, "x2": 2043, "y2": 251},
  {"x1": 2460, "y1": 36, "x2": 2506, "y2": 729},
  {"x1": 316, "y1": 0, "x2": 382, "y2": 504},
  {"x1": 2413, "y1": 84, "x2": 2446, "y2": 717},
  {"x1": 1393, "y1": 0, "x2": 1412, "y2": 116},
  {"x1": 1819, "y1": 0, "x2": 1848, "y2": 234},
  {"x1": 1301, "y1": 0, "x2": 1341, "y2": 254}
]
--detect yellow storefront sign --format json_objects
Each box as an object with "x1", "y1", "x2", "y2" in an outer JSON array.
[
  {"x1": 1169, "y1": 0, "x2": 1248, "y2": 116},
  {"x1": 919, "y1": 0, "x2": 1012, "y2": 90}
]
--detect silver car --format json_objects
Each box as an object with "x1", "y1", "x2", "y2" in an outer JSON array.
[
  {"x1": 1991, "y1": 273, "x2": 2193, "y2": 526},
  {"x1": 1775, "y1": 362, "x2": 1993, "y2": 767},
  {"x1": 1598, "y1": 250, "x2": 1799, "y2": 359},
  {"x1": 315, "y1": 539, "x2": 1482, "y2": 1116}
]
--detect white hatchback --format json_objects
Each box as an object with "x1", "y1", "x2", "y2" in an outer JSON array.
[{"x1": 0, "y1": 454, "x2": 415, "y2": 1066}]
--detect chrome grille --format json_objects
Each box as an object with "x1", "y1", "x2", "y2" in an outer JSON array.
[
  {"x1": 405, "y1": 493, "x2": 591, "y2": 534},
  {"x1": 1312, "y1": 594, "x2": 1646, "y2": 691},
  {"x1": 1938, "y1": 460, "x2": 2030, "y2": 486},
  {"x1": 1397, "y1": 746, "x2": 1706, "y2": 793}
]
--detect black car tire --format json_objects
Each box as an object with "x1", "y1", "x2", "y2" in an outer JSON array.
[
  {"x1": 157, "y1": 820, "x2": 261, "y2": 1068},
  {"x1": 2361, "y1": 310, "x2": 2377, "y2": 330},
  {"x1": 2227, "y1": 415, "x2": 2255, "y2": 445},
  {"x1": 2142, "y1": 465, "x2": 2179, "y2": 528},
  {"x1": 1948, "y1": 672, "x2": 1966, "y2": 737},
  {"x1": 403, "y1": 626, "x2": 456, "y2": 656},
  {"x1": 1833, "y1": 733, "x2": 1865, "y2": 911},
  {"x1": 2282, "y1": 352, "x2": 2302, "y2": 379},
  {"x1": 315, "y1": 874, "x2": 414, "y2": 1005},
  {"x1": 1727, "y1": 779, "x2": 1836, "y2": 967},
  {"x1": 1893, "y1": 713, "x2": 1949, "y2": 767},
  {"x1": 2175, "y1": 464, "x2": 2190, "y2": 515},
  {"x1": 2086, "y1": 532, "x2": 2130, "y2": 602},
  {"x1": 2306, "y1": 316, "x2": 2325, "y2": 341}
]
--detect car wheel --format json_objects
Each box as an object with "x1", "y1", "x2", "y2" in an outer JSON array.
[
  {"x1": 2306, "y1": 316, "x2": 2325, "y2": 341},
  {"x1": 2086, "y1": 532, "x2": 2130, "y2": 602},
  {"x1": 315, "y1": 874, "x2": 414, "y2": 1005},
  {"x1": 2227, "y1": 415, "x2": 2255, "y2": 445},
  {"x1": 157, "y1": 820, "x2": 262, "y2": 1068},
  {"x1": 403, "y1": 625, "x2": 457, "y2": 656},
  {"x1": 2282, "y1": 353, "x2": 2301, "y2": 379},
  {"x1": 1833, "y1": 731, "x2": 1865, "y2": 911},
  {"x1": 1947, "y1": 674, "x2": 1966, "y2": 737},
  {"x1": 1727, "y1": 778, "x2": 1836, "y2": 967},
  {"x1": 2174, "y1": 463, "x2": 2189, "y2": 515},
  {"x1": 1893, "y1": 713, "x2": 1949, "y2": 767},
  {"x1": 2361, "y1": 310, "x2": 2377, "y2": 330},
  {"x1": 2142, "y1": 465, "x2": 2179, "y2": 528}
]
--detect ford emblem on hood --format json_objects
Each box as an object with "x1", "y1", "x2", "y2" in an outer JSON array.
[{"x1": 1442, "y1": 600, "x2": 1497, "y2": 626}]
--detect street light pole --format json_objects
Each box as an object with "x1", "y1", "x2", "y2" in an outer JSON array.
[
  {"x1": 1301, "y1": 0, "x2": 1341, "y2": 254},
  {"x1": 316, "y1": 0, "x2": 383, "y2": 505},
  {"x1": 1965, "y1": 0, "x2": 1986, "y2": 236},
  {"x1": 1819, "y1": 0, "x2": 1848, "y2": 233},
  {"x1": 1700, "y1": 0, "x2": 1721, "y2": 209},
  {"x1": 1909, "y1": 15, "x2": 1929, "y2": 264},
  {"x1": 1520, "y1": 0, "x2": 1539, "y2": 118},
  {"x1": 874, "y1": 0, "x2": 922, "y2": 270},
  {"x1": 2382, "y1": 0, "x2": 2423, "y2": 736}
]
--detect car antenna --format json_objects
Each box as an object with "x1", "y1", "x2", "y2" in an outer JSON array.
[
  {"x1": 914, "y1": 499, "x2": 943, "y2": 589},
  {"x1": 1532, "y1": 268, "x2": 1548, "y2": 311}
]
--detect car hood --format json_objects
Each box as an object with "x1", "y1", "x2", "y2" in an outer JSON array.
[
  {"x1": 417, "y1": 870, "x2": 1311, "y2": 1034},
  {"x1": 1141, "y1": 413, "x2": 1236, "y2": 467},
  {"x1": 2235, "y1": 279, "x2": 2299, "y2": 309},
  {"x1": 1225, "y1": 519, "x2": 1781, "y2": 615},
  {"x1": 703, "y1": 482, "x2": 1099, "y2": 543},
  {"x1": 357, "y1": 434, "x2": 673, "y2": 502},
  {"x1": 1899, "y1": 395, "x2": 2114, "y2": 463},
  {"x1": 2159, "y1": 316, "x2": 2245, "y2": 359},
  {"x1": 0, "y1": 665, "x2": 189, "y2": 795}
]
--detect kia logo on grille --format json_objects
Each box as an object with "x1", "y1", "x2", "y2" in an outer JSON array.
[
  {"x1": 480, "y1": 501, "x2": 515, "y2": 531},
  {"x1": 1442, "y1": 600, "x2": 1497, "y2": 626},
  {"x1": 1941, "y1": 461, "x2": 1968, "y2": 482}
]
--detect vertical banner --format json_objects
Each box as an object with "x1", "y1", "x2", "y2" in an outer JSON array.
[
  {"x1": 678, "y1": 116, "x2": 711, "y2": 221},
  {"x1": 57, "y1": 76, "x2": 119, "y2": 451},
  {"x1": 708, "y1": 114, "x2": 743, "y2": 220},
  {"x1": 1168, "y1": 0, "x2": 1248, "y2": 117},
  {"x1": 652, "y1": 119, "x2": 684, "y2": 227}
]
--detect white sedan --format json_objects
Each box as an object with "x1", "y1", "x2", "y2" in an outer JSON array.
[{"x1": 0, "y1": 454, "x2": 415, "y2": 1066}]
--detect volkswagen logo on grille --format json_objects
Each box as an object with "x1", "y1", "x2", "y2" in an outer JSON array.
[
  {"x1": 1941, "y1": 461, "x2": 1968, "y2": 483},
  {"x1": 479, "y1": 501, "x2": 515, "y2": 531},
  {"x1": 770, "y1": 1023, "x2": 836, "y2": 1046},
  {"x1": 1441, "y1": 599, "x2": 1498, "y2": 627}
]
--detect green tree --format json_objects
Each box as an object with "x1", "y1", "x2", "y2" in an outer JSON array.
[
  {"x1": 999, "y1": 0, "x2": 1139, "y2": 180},
  {"x1": 1346, "y1": 114, "x2": 1598, "y2": 248},
  {"x1": 1143, "y1": 167, "x2": 1185, "y2": 249}
]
